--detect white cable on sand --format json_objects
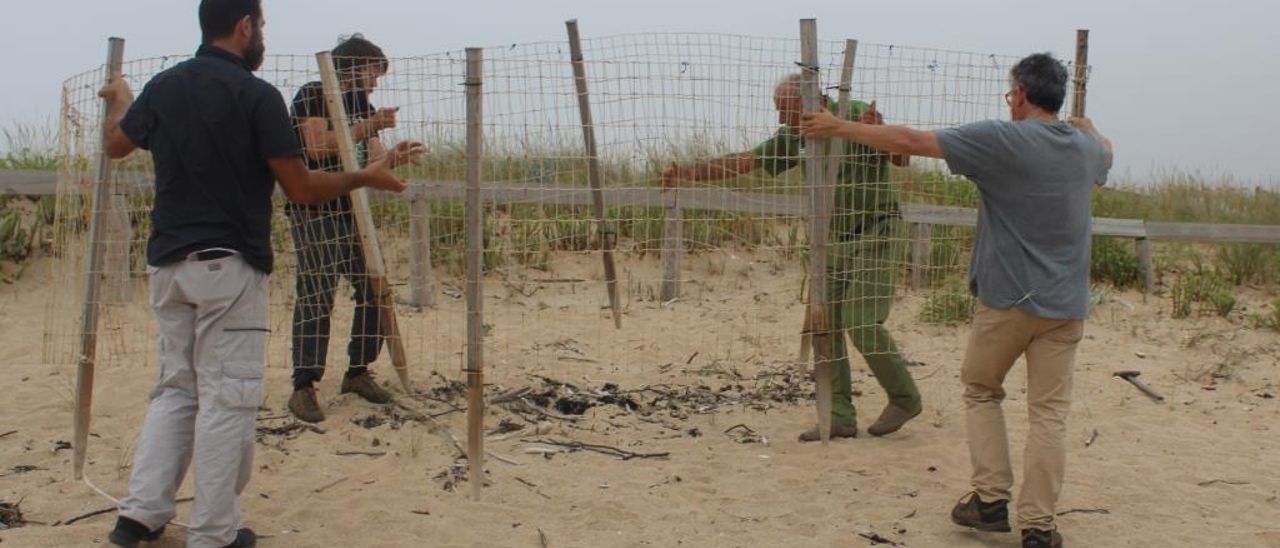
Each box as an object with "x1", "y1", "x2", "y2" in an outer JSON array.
[{"x1": 82, "y1": 474, "x2": 190, "y2": 529}]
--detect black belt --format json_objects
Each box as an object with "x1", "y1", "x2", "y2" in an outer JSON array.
[{"x1": 192, "y1": 249, "x2": 236, "y2": 261}]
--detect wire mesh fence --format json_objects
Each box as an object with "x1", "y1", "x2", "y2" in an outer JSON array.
[{"x1": 44, "y1": 29, "x2": 1077, "y2": 399}]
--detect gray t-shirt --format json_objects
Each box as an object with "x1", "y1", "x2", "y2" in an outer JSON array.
[{"x1": 935, "y1": 119, "x2": 1112, "y2": 320}]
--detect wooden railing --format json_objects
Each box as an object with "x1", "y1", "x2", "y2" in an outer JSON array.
[{"x1": 7, "y1": 169, "x2": 1279, "y2": 297}]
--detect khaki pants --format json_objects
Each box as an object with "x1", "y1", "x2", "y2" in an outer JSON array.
[
  {"x1": 118, "y1": 252, "x2": 268, "y2": 548},
  {"x1": 962, "y1": 303, "x2": 1083, "y2": 530}
]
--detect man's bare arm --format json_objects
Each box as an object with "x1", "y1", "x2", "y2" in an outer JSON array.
[
  {"x1": 269, "y1": 156, "x2": 406, "y2": 204},
  {"x1": 800, "y1": 110, "x2": 943, "y2": 159},
  {"x1": 296, "y1": 109, "x2": 395, "y2": 163},
  {"x1": 661, "y1": 153, "x2": 758, "y2": 189}
]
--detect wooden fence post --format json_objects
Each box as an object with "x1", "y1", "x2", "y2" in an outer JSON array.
[
  {"x1": 463, "y1": 47, "x2": 486, "y2": 501},
  {"x1": 1136, "y1": 236, "x2": 1154, "y2": 294},
  {"x1": 660, "y1": 187, "x2": 682, "y2": 302},
  {"x1": 566, "y1": 19, "x2": 623, "y2": 329},
  {"x1": 408, "y1": 194, "x2": 437, "y2": 308},
  {"x1": 910, "y1": 222, "x2": 933, "y2": 290},
  {"x1": 800, "y1": 20, "x2": 839, "y2": 446},
  {"x1": 1071, "y1": 29, "x2": 1089, "y2": 120},
  {"x1": 73, "y1": 36, "x2": 125, "y2": 481}
]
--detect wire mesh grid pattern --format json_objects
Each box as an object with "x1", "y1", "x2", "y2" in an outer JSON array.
[{"x1": 43, "y1": 31, "x2": 1081, "y2": 393}]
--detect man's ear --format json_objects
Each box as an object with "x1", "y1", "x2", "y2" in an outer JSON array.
[{"x1": 234, "y1": 15, "x2": 253, "y2": 41}]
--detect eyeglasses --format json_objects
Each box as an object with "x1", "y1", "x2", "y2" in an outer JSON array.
[{"x1": 1004, "y1": 88, "x2": 1020, "y2": 106}]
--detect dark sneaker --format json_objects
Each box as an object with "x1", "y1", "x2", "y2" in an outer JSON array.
[
  {"x1": 1022, "y1": 528, "x2": 1064, "y2": 548},
  {"x1": 340, "y1": 370, "x2": 394, "y2": 404},
  {"x1": 797, "y1": 423, "x2": 859, "y2": 442},
  {"x1": 107, "y1": 516, "x2": 165, "y2": 547},
  {"x1": 288, "y1": 386, "x2": 325, "y2": 423},
  {"x1": 222, "y1": 527, "x2": 258, "y2": 548},
  {"x1": 867, "y1": 403, "x2": 922, "y2": 437},
  {"x1": 951, "y1": 491, "x2": 1012, "y2": 532}
]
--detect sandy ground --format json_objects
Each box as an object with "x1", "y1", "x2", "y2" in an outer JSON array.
[{"x1": 1, "y1": 252, "x2": 1278, "y2": 548}]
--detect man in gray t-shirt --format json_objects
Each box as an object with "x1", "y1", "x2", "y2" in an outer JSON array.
[{"x1": 800, "y1": 53, "x2": 1112, "y2": 548}]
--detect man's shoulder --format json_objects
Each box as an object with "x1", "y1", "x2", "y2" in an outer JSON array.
[
  {"x1": 145, "y1": 58, "x2": 199, "y2": 87},
  {"x1": 290, "y1": 81, "x2": 325, "y2": 102},
  {"x1": 290, "y1": 81, "x2": 326, "y2": 117},
  {"x1": 754, "y1": 125, "x2": 796, "y2": 150},
  {"x1": 938, "y1": 119, "x2": 1008, "y2": 142},
  {"x1": 296, "y1": 80, "x2": 324, "y2": 93}
]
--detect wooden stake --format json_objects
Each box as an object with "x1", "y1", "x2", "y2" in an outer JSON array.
[
  {"x1": 1136, "y1": 237, "x2": 1154, "y2": 294},
  {"x1": 102, "y1": 52, "x2": 132, "y2": 306},
  {"x1": 909, "y1": 222, "x2": 932, "y2": 290},
  {"x1": 800, "y1": 20, "x2": 837, "y2": 446},
  {"x1": 566, "y1": 19, "x2": 623, "y2": 329},
  {"x1": 463, "y1": 47, "x2": 486, "y2": 501},
  {"x1": 73, "y1": 36, "x2": 125, "y2": 481},
  {"x1": 1071, "y1": 30, "x2": 1089, "y2": 119},
  {"x1": 315, "y1": 51, "x2": 411, "y2": 392},
  {"x1": 660, "y1": 187, "x2": 682, "y2": 302},
  {"x1": 800, "y1": 38, "x2": 857, "y2": 373},
  {"x1": 408, "y1": 195, "x2": 437, "y2": 309}
]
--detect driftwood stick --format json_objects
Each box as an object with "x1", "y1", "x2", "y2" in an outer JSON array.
[
  {"x1": 1056, "y1": 508, "x2": 1111, "y2": 517},
  {"x1": 515, "y1": 477, "x2": 552, "y2": 500},
  {"x1": 489, "y1": 387, "x2": 532, "y2": 405},
  {"x1": 1197, "y1": 479, "x2": 1250, "y2": 487},
  {"x1": 314, "y1": 476, "x2": 348, "y2": 494},
  {"x1": 335, "y1": 450, "x2": 387, "y2": 457},
  {"x1": 857, "y1": 531, "x2": 904, "y2": 547},
  {"x1": 523, "y1": 438, "x2": 669, "y2": 461}
]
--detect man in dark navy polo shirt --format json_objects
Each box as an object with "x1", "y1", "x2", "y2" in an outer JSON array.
[{"x1": 96, "y1": 1, "x2": 413, "y2": 547}]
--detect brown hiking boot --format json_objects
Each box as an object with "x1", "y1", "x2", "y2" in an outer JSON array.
[
  {"x1": 340, "y1": 370, "x2": 394, "y2": 404},
  {"x1": 1022, "y1": 528, "x2": 1064, "y2": 548},
  {"x1": 951, "y1": 491, "x2": 1011, "y2": 532},
  {"x1": 797, "y1": 423, "x2": 859, "y2": 442},
  {"x1": 288, "y1": 386, "x2": 325, "y2": 423},
  {"x1": 867, "y1": 403, "x2": 922, "y2": 437}
]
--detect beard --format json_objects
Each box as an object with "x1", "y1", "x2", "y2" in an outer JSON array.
[{"x1": 244, "y1": 23, "x2": 265, "y2": 71}]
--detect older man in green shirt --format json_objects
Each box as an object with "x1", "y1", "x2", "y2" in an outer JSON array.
[{"x1": 662, "y1": 74, "x2": 922, "y2": 441}]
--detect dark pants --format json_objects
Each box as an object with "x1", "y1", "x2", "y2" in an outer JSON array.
[{"x1": 287, "y1": 206, "x2": 384, "y2": 389}]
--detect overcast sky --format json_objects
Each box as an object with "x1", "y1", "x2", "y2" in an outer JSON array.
[{"x1": 1, "y1": 0, "x2": 1274, "y2": 187}]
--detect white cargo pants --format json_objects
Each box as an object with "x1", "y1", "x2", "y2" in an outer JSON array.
[{"x1": 117, "y1": 250, "x2": 267, "y2": 548}]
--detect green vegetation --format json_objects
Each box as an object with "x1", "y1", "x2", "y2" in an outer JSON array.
[
  {"x1": 919, "y1": 278, "x2": 976, "y2": 325},
  {"x1": 1251, "y1": 297, "x2": 1280, "y2": 332},
  {"x1": 3, "y1": 122, "x2": 1277, "y2": 332},
  {"x1": 1170, "y1": 267, "x2": 1236, "y2": 319},
  {"x1": 1091, "y1": 236, "x2": 1141, "y2": 289}
]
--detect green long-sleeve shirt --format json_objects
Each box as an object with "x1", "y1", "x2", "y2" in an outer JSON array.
[{"x1": 750, "y1": 99, "x2": 899, "y2": 240}]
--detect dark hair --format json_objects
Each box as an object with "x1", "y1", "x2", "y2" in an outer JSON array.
[
  {"x1": 333, "y1": 34, "x2": 388, "y2": 76},
  {"x1": 198, "y1": 0, "x2": 262, "y2": 43},
  {"x1": 1009, "y1": 53, "x2": 1069, "y2": 114}
]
